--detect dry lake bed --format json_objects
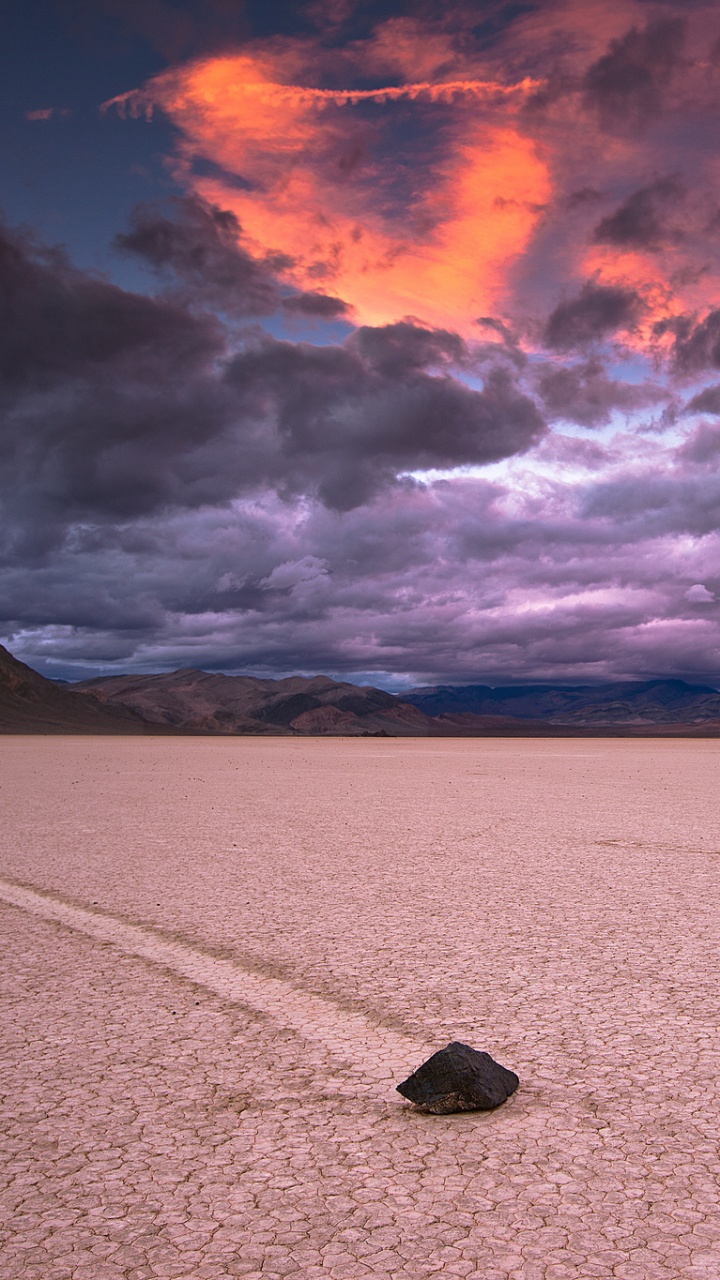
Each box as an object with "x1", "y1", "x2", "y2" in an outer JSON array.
[{"x1": 1, "y1": 736, "x2": 719, "y2": 1280}]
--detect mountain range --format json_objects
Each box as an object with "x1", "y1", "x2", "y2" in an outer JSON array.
[
  {"x1": 403, "y1": 680, "x2": 720, "y2": 727},
  {"x1": 73, "y1": 667, "x2": 430, "y2": 736},
  {"x1": 2, "y1": 643, "x2": 720, "y2": 735},
  {"x1": 0, "y1": 644, "x2": 162, "y2": 734}
]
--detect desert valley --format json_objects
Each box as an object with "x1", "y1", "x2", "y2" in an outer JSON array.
[{"x1": 1, "y1": 733, "x2": 719, "y2": 1278}]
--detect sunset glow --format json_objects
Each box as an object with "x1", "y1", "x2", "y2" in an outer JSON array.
[
  {"x1": 5, "y1": 0, "x2": 720, "y2": 687},
  {"x1": 106, "y1": 57, "x2": 549, "y2": 331}
]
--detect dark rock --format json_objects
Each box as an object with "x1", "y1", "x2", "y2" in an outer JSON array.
[{"x1": 396, "y1": 1041, "x2": 519, "y2": 1114}]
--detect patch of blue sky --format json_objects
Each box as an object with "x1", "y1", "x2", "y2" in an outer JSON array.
[
  {"x1": 602, "y1": 353, "x2": 654, "y2": 385},
  {"x1": 257, "y1": 310, "x2": 358, "y2": 346}
]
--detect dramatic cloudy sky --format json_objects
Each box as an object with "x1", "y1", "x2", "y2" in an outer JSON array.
[{"x1": 3, "y1": 0, "x2": 720, "y2": 685}]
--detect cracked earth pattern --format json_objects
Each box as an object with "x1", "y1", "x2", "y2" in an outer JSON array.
[{"x1": 1, "y1": 737, "x2": 719, "y2": 1279}]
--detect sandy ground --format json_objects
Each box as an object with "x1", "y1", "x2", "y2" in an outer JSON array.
[{"x1": 1, "y1": 737, "x2": 719, "y2": 1280}]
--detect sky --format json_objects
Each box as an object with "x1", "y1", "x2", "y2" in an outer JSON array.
[{"x1": 3, "y1": 0, "x2": 720, "y2": 687}]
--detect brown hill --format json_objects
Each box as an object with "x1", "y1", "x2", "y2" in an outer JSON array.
[
  {"x1": 75, "y1": 667, "x2": 433, "y2": 736},
  {"x1": 0, "y1": 645, "x2": 166, "y2": 734},
  {"x1": 6, "y1": 644, "x2": 720, "y2": 736}
]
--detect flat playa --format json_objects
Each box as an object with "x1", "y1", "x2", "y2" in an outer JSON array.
[{"x1": 1, "y1": 737, "x2": 719, "y2": 1280}]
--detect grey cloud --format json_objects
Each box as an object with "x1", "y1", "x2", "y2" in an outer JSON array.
[
  {"x1": 581, "y1": 471, "x2": 720, "y2": 538},
  {"x1": 593, "y1": 177, "x2": 684, "y2": 251},
  {"x1": 0, "y1": 220, "x2": 239, "y2": 557},
  {"x1": 536, "y1": 358, "x2": 659, "y2": 426},
  {"x1": 523, "y1": 69, "x2": 578, "y2": 117},
  {"x1": 0, "y1": 222, "x2": 219, "y2": 391},
  {"x1": 224, "y1": 333, "x2": 545, "y2": 509},
  {"x1": 115, "y1": 196, "x2": 286, "y2": 316},
  {"x1": 685, "y1": 384, "x2": 720, "y2": 415},
  {"x1": 564, "y1": 188, "x2": 603, "y2": 211},
  {"x1": 582, "y1": 17, "x2": 686, "y2": 129},
  {"x1": 118, "y1": 197, "x2": 353, "y2": 321},
  {"x1": 281, "y1": 293, "x2": 352, "y2": 318},
  {"x1": 348, "y1": 321, "x2": 467, "y2": 376},
  {"x1": 472, "y1": 319, "x2": 526, "y2": 371},
  {"x1": 533, "y1": 434, "x2": 612, "y2": 471},
  {"x1": 544, "y1": 284, "x2": 642, "y2": 350},
  {"x1": 673, "y1": 309, "x2": 720, "y2": 371},
  {"x1": 676, "y1": 422, "x2": 720, "y2": 463}
]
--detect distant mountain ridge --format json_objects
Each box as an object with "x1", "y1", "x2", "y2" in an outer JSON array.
[
  {"x1": 403, "y1": 679, "x2": 720, "y2": 726},
  {"x1": 2, "y1": 641, "x2": 720, "y2": 734},
  {"x1": 74, "y1": 667, "x2": 432, "y2": 736}
]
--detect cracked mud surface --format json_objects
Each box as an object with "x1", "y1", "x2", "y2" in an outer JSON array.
[{"x1": 1, "y1": 736, "x2": 719, "y2": 1278}]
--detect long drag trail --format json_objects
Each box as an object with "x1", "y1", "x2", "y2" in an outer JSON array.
[
  {"x1": 1, "y1": 736, "x2": 720, "y2": 1280},
  {"x1": 0, "y1": 877, "x2": 430, "y2": 1091}
]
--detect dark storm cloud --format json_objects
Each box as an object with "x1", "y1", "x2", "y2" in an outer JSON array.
[
  {"x1": 118, "y1": 196, "x2": 354, "y2": 320},
  {"x1": 581, "y1": 470, "x2": 720, "y2": 539},
  {"x1": 582, "y1": 17, "x2": 687, "y2": 129},
  {"x1": 672, "y1": 309, "x2": 720, "y2": 372},
  {"x1": 0, "y1": 219, "x2": 238, "y2": 556},
  {"x1": 225, "y1": 327, "x2": 545, "y2": 509},
  {"x1": 544, "y1": 283, "x2": 642, "y2": 350},
  {"x1": 536, "y1": 358, "x2": 660, "y2": 427},
  {"x1": 115, "y1": 197, "x2": 287, "y2": 316},
  {"x1": 563, "y1": 188, "x2": 603, "y2": 212},
  {"x1": 349, "y1": 321, "x2": 467, "y2": 376},
  {"x1": 685, "y1": 384, "x2": 720, "y2": 415},
  {"x1": 0, "y1": 217, "x2": 546, "y2": 560},
  {"x1": 676, "y1": 422, "x2": 720, "y2": 464},
  {"x1": 593, "y1": 177, "x2": 684, "y2": 251},
  {"x1": 472, "y1": 319, "x2": 526, "y2": 372},
  {"x1": 281, "y1": 293, "x2": 352, "y2": 318},
  {"x1": 0, "y1": 220, "x2": 219, "y2": 389}
]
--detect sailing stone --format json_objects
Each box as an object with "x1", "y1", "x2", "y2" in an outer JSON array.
[{"x1": 396, "y1": 1041, "x2": 519, "y2": 1113}]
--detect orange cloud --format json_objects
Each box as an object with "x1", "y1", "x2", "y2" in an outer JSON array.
[
  {"x1": 106, "y1": 53, "x2": 549, "y2": 333},
  {"x1": 104, "y1": 3, "x2": 720, "y2": 353},
  {"x1": 581, "y1": 239, "x2": 720, "y2": 354}
]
